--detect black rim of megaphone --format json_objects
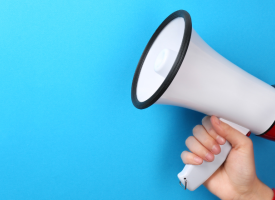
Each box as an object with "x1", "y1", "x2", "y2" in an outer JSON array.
[{"x1": 131, "y1": 10, "x2": 192, "y2": 109}]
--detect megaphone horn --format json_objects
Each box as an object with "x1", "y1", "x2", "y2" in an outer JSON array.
[{"x1": 131, "y1": 10, "x2": 275, "y2": 191}]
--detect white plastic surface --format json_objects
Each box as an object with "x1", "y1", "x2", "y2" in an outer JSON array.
[
  {"x1": 154, "y1": 49, "x2": 177, "y2": 78},
  {"x1": 155, "y1": 28, "x2": 275, "y2": 135},
  {"x1": 134, "y1": 13, "x2": 275, "y2": 192},
  {"x1": 136, "y1": 17, "x2": 185, "y2": 102},
  {"x1": 177, "y1": 118, "x2": 250, "y2": 191},
  {"x1": 136, "y1": 18, "x2": 275, "y2": 134}
]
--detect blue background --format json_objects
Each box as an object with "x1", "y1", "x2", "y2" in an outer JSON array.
[{"x1": 1, "y1": 0, "x2": 275, "y2": 199}]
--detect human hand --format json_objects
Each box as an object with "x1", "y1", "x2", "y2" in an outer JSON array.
[{"x1": 181, "y1": 116, "x2": 273, "y2": 200}]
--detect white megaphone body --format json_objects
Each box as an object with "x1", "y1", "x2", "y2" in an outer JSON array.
[{"x1": 131, "y1": 10, "x2": 275, "y2": 191}]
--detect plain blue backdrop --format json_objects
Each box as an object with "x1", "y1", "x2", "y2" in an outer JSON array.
[{"x1": 1, "y1": 0, "x2": 275, "y2": 199}]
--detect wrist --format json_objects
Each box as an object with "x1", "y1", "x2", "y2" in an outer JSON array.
[{"x1": 240, "y1": 178, "x2": 273, "y2": 200}]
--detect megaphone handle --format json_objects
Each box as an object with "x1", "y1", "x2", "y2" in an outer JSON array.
[{"x1": 177, "y1": 118, "x2": 250, "y2": 191}]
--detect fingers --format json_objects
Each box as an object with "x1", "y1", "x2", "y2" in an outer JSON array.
[
  {"x1": 181, "y1": 115, "x2": 252, "y2": 166},
  {"x1": 183, "y1": 122, "x2": 222, "y2": 163},
  {"x1": 181, "y1": 151, "x2": 203, "y2": 165},
  {"x1": 192, "y1": 125, "x2": 221, "y2": 155},
  {"x1": 210, "y1": 116, "x2": 252, "y2": 149},
  {"x1": 202, "y1": 116, "x2": 226, "y2": 145},
  {"x1": 185, "y1": 136, "x2": 215, "y2": 162}
]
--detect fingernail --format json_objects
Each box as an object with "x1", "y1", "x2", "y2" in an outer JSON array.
[
  {"x1": 216, "y1": 135, "x2": 226, "y2": 144},
  {"x1": 205, "y1": 153, "x2": 214, "y2": 161},
  {"x1": 211, "y1": 144, "x2": 220, "y2": 154},
  {"x1": 194, "y1": 156, "x2": 203, "y2": 164}
]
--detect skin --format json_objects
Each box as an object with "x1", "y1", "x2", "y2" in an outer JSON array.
[{"x1": 181, "y1": 116, "x2": 274, "y2": 200}]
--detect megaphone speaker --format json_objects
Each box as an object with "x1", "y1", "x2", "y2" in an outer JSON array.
[{"x1": 131, "y1": 10, "x2": 275, "y2": 191}]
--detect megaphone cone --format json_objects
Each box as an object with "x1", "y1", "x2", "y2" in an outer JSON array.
[{"x1": 131, "y1": 10, "x2": 275, "y2": 191}]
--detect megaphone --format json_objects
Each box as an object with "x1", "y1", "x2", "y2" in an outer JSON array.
[{"x1": 131, "y1": 10, "x2": 275, "y2": 191}]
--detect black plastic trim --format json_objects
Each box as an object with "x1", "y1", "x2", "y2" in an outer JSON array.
[{"x1": 131, "y1": 10, "x2": 192, "y2": 109}]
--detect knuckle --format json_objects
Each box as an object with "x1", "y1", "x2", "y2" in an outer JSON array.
[
  {"x1": 207, "y1": 128, "x2": 216, "y2": 137},
  {"x1": 205, "y1": 138, "x2": 215, "y2": 147},
  {"x1": 197, "y1": 144, "x2": 206, "y2": 154},
  {"x1": 180, "y1": 151, "x2": 186, "y2": 159},
  {"x1": 200, "y1": 144, "x2": 212, "y2": 155},
  {"x1": 244, "y1": 138, "x2": 253, "y2": 148},
  {"x1": 181, "y1": 151, "x2": 191, "y2": 163},
  {"x1": 193, "y1": 125, "x2": 203, "y2": 134},
  {"x1": 185, "y1": 136, "x2": 194, "y2": 145},
  {"x1": 223, "y1": 124, "x2": 232, "y2": 133},
  {"x1": 202, "y1": 116, "x2": 210, "y2": 125},
  {"x1": 203, "y1": 124, "x2": 216, "y2": 138},
  {"x1": 221, "y1": 124, "x2": 233, "y2": 137},
  {"x1": 236, "y1": 138, "x2": 253, "y2": 149}
]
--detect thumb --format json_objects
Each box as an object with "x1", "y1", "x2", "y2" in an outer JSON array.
[{"x1": 210, "y1": 116, "x2": 251, "y2": 149}]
